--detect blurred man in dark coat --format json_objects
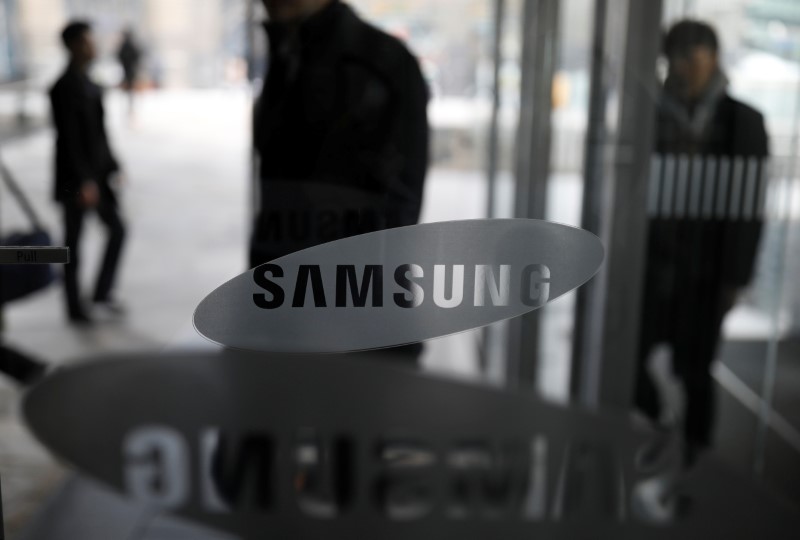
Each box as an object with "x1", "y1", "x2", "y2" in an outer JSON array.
[
  {"x1": 50, "y1": 21, "x2": 126, "y2": 323},
  {"x1": 117, "y1": 27, "x2": 141, "y2": 91},
  {"x1": 635, "y1": 20, "x2": 768, "y2": 466},
  {"x1": 116, "y1": 27, "x2": 142, "y2": 116},
  {"x1": 250, "y1": 0, "x2": 429, "y2": 267}
]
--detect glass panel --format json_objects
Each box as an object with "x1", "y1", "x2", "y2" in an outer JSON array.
[
  {"x1": 580, "y1": 0, "x2": 800, "y2": 508},
  {"x1": 537, "y1": 0, "x2": 593, "y2": 402},
  {"x1": 1, "y1": 0, "x2": 799, "y2": 536},
  {"x1": 660, "y1": 0, "x2": 800, "y2": 492}
]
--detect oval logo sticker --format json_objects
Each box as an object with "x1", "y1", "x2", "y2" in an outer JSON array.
[
  {"x1": 193, "y1": 219, "x2": 603, "y2": 352},
  {"x1": 24, "y1": 352, "x2": 668, "y2": 539}
]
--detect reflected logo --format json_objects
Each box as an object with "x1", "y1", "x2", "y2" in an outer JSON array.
[
  {"x1": 23, "y1": 352, "x2": 679, "y2": 540},
  {"x1": 193, "y1": 219, "x2": 603, "y2": 353}
]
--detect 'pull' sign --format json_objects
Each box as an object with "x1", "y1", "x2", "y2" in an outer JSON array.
[{"x1": 193, "y1": 219, "x2": 603, "y2": 352}]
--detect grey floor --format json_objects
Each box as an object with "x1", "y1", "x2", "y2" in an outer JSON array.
[
  {"x1": 715, "y1": 337, "x2": 800, "y2": 504},
  {"x1": 17, "y1": 476, "x2": 233, "y2": 540}
]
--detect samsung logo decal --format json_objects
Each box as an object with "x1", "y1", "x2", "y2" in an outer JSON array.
[
  {"x1": 194, "y1": 219, "x2": 603, "y2": 353},
  {"x1": 253, "y1": 263, "x2": 551, "y2": 309}
]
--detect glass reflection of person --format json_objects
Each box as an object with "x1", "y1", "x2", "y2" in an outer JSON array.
[
  {"x1": 635, "y1": 21, "x2": 768, "y2": 467},
  {"x1": 250, "y1": 0, "x2": 429, "y2": 268}
]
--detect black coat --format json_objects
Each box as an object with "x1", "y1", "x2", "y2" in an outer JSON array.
[
  {"x1": 655, "y1": 94, "x2": 768, "y2": 157},
  {"x1": 50, "y1": 66, "x2": 118, "y2": 203},
  {"x1": 642, "y1": 93, "x2": 769, "y2": 370},
  {"x1": 251, "y1": 0, "x2": 429, "y2": 265}
]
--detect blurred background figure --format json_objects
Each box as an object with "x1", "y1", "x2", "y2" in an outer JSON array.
[
  {"x1": 116, "y1": 27, "x2": 142, "y2": 118},
  {"x1": 50, "y1": 20, "x2": 126, "y2": 324},
  {"x1": 636, "y1": 20, "x2": 769, "y2": 468},
  {"x1": 250, "y1": 0, "x2": 429, "y2": 267}
]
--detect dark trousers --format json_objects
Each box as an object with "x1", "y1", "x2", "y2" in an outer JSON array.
[
  {"x1": 635, "y1": 300, "x2": 727, "y2": 466},
  {"x1": 62, "y1": 196, "x2": 126, "y2": 315},
  {"x1": 635, "y1": 350, "x2": 716, "y2": 444},
  {"x1": 636, "y1": 264, "x2": 736, "y2": 445}
]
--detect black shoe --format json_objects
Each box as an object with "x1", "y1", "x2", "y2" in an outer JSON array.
[
  {"x1": 68, "y1": 310, "x2": 94, "y2": 325},
  {"x1": 93, "y1": 298, "x2": 127, "y2": 317}
]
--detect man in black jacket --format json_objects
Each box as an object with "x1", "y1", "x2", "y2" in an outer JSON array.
[
  {"x1": 635, "y1": 20, "x2": 768, "y2": 466},
  {"x1": 250, "y1": 0, "x2": 429, "y2": 267},
  {"x1": 50, "y1": 21, "x2": 126, "y2": 323}
]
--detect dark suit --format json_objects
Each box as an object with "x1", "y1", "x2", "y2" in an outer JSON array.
[
  {"x1": 250, "y1": 1, "x2": 429, "y2": 361},
  {"x1": 250, "y1": 0, "x2": 429, "y2": 267},
  {"x1": 636, "y1": 90, "x2": 768, "y2": 462},
  {"x1": 50, "y1": 65, "x2": 125, "y2": 315}
]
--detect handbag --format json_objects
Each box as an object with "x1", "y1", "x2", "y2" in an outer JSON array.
[{"x1": 0, "y1": 157, "x2": 56, "y2": 305}]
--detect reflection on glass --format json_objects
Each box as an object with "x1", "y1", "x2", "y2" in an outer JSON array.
[{"x1": 636, "y1": 20, "x2": 769, "y2": 470}]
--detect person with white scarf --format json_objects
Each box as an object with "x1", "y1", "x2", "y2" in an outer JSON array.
[{"x1": 636, "y1": 20, "x2": 769, "y2": 469}]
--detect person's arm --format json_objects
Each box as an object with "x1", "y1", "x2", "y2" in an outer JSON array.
[
  {"x1": 50, "y1": 84, "x2": 95, "y2": 196},
  {"x1": 97, "y1": 87, "x2": 121, "y2": 175},
  {"x1": 727, "y1": 109, "x2": 769, "y2": 289},
  {"x1": 51, "y1": 84, "x2": 101, "y2": 206},
  {"x1": 387, "y1": 51, "x2": 429, "y2": 228}
]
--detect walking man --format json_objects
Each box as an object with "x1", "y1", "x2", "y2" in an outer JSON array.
[{"x1": 50, "y1": 20, "x2": 126, "y2": 323}]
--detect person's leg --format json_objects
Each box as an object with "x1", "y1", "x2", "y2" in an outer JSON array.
[
  {"x1": 676, "y1": 293, "x2": 731, "y2": 467},
  {"x1": 63, "y1": 203, "x2": 87, "y2": 320},
  {"x1": 678, "y1": 325, "x2": 723, "y2": 467},
  {"x1": 635, "y1": 349, "x2": 662, "y2": 423},
  {"x1": 635, "y1": 278, "x2": 672, "y2": 425},
  {"x1": 92, "y1": 195, "x2": 126, "y2": 303},
  {"x1": 680, "y1": 364, "x2": 715, "y2": 467},
  {"x1": 124, "y1": 76, "x2": 135, "y2": 119},
  {"x1": 0, "y1": 343, "x2": 47, "y2": 385},
  {"x1": 634, "y1": 311, "x2": 662, "y2": 423}
]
